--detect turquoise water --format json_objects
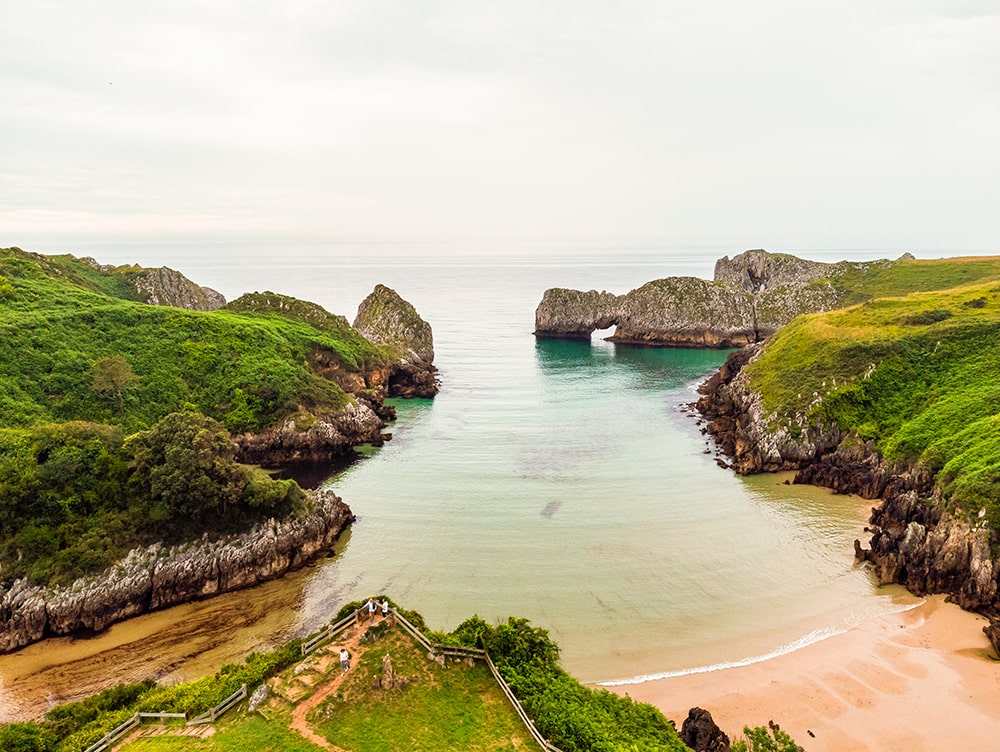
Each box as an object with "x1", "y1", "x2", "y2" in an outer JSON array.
[
  {"x1": 172, "y1": 247, "x2": 905, "y2": 683},
  {"x1": 0, "y1": 247, "x2": 913, "y2": 712}
]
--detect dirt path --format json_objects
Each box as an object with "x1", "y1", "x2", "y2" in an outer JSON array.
[{"x1": 287, "y1": 611, "x2": 387, "y2": 752}]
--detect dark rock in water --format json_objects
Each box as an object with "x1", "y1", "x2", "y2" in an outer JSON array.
[
  {"x1": 680, "y1": 707, "x2": 731, "y2": 752},
  {"x1": 0, "y1": 490, "x2": 354, "y2": 653},
  {"x1": 354, "y1": 284, "x2": 439, "y2": 397}
]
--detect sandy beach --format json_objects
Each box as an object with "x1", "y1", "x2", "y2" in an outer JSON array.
[{"x1": 609, "y1": 595, "x2": 999, "y2": 751}]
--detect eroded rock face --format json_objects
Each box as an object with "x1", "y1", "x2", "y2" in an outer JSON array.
[
  {"x1": 234, "y1": 398, "x2": 387, "y2": 467},
  {"x1": 0, "y1": 490, "x2": 354, "y2": 653},
  {"x1": 611, "y1": 278, "x2": 757, "y2": 348},
  {"x1": 695, "y1": 345, "x2": 846, "y2": 473},
  {"x1": 714, "y1": 249, "x2": 831, "y2": 293},
  {"x1": 533, "y1": 288, "x2": 621, "y2": 339},
  {"x1": 534, "y1": 249, "x2": 866, "y2": 347},
  {"x1": 354, "y1": 284, "x2": 438, "y2": 397},
  {"x1": 130, "y1": 266, "x2": 226, "y2": 311},
  {"x1": 696, "y1": 352, "x2": 1000, "y2": 647}
]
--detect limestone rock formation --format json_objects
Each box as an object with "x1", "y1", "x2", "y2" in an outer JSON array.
[
  {"x1": 695, "y1": 345, "x2": 846, "y2": 474},
  {"x1": 234, "y1": 398, "x2": 389, "y2": 468},
  {"x1": 533, "y1": 288, "x2": 620, "y2": 339},
  {"x1": 0, "y1": 490, "x2": 354, "y2": 652},
  {"x1": 713, "y1": 249, "x2": 831, "y2": 293},
  {"x1": 129, "y1": 266, "x2": 226, "y2": 310},
  {"x1": 354, "y1": 284, "x2": 438, "y2": 397},
  {"x1": 611, "y1": 278, "x2": 757, "y2": 348},
  {"x1": 534, "y1": 249, "x2": 873, "y2": 347}
]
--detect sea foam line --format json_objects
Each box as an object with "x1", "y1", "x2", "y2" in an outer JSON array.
[{"x1": 598, "y1": 600, "x2": 923, "y2": 687}]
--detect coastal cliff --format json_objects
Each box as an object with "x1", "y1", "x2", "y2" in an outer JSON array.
[
  {"x1": 697, "y1": 345, "x2": 1000, "y2": 652},
  {"x1": 0, "y1": 248, "x2": 441, "y2": 651},
  {"x1": 0, "y1": 490, "x2": 354, "y2": 652}
]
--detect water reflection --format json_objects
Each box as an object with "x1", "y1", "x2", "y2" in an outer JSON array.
[{"x1": 534, "y1": 337, "x2": 731, "y2": 386}]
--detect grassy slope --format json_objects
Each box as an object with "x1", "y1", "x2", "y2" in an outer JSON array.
[
  {"x1": 311, "y1": 629, "x2": 526, "y2": 752},
  {"x1": 746, "y1": 265, "x2": 1000, "y2": 527},
  {"x1": 0, "y1": 604, "x2": 694, "y2": 752},
  {"x1": 0, "y1": 247, "x2": 389, "y2": 585},
  {"x1": 0, "y1": 247, "x2": 387, "y2": 433}
]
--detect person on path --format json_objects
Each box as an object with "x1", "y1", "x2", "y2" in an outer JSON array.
[
  {"x1": 366, "y1": 598, "x2": 377, "y2": 620},
  {"x1": 381, "y1": 598, "x2": 390, "y2": 617},
  {"x1": 339, "y1": 648, "x2": 350, "y2": 674}
]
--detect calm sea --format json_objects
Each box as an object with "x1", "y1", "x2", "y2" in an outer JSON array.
[{"x1": 0, "y1": 244, "x2": 916, "y2": 717}]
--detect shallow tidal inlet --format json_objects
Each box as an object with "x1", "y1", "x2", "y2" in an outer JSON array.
[{"x1": 0, "y1": 247, "x2": 912, "y2": 716}]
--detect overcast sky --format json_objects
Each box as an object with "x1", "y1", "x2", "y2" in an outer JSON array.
[{"x1": 2, "y1": 1, "x2": 999, "y2": 255}]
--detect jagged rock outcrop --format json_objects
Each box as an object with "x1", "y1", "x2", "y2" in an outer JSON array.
[
  {"x1": 534, "y1": 249, "x2": 881, "y2": 347},
  {"x1": 857, "y1": 491, "x2": 998, "y2": 612},
  {"x1": 680, "y1": 707, "x2": 731, "y2": 752},
  {"x1": 129, "y1": 266, "x2": 226, "y2": 310},
  {"x1": 714, "y1": 249, "x2": 832, "y2": 293},
  {"x1": 234, "y1": 398, "x2": 389, "y2": 467},
  {"x1": 354, "y1": 284, "x2": 438, "y2": 397},
  {"x1": 0, "y1": 490, "x2": 354, "y2": 653},
  {"x1": 534, "y1": 280, "x2": 757, "y2": 347},
  {"x1": 696, "y1": 348, "x2": 1000, "y2": 652},
  {"x1": 695, "y1": 345, "x2": 846, "y2": 473}
]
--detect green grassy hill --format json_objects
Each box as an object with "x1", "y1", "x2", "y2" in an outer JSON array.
[
  {"x1": 745, "y1": 273, "x2": 1000, "y2": 527},
  {"x1": 0, "y1": 247, "x2": 391, "y2": 587},
  {"x1": 0, "y1": 247, "x2": 388, "y2": 434}
]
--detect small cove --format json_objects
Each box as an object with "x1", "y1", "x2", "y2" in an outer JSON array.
[{"x1": 0, "y1": 246, "x2": 908, "y2": 718}]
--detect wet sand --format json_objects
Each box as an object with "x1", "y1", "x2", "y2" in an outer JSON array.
[{"x1": 609, "y1": 595, "x2": 1000, "y2": 751}]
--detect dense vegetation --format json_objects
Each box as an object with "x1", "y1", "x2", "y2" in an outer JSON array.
[
  {"x1": 0, "y1": 605, "x2": 704, "y2": 752},
  {"x1": 452, "y1": 616, "x2": 689, "y2": 752},
  {"x1": 0, "y1": 638, "x2": 304, "y2": 752},
  {"x1": 0, "y1": 247, "x2": 388, "y2": 586},
  {"x1": 746, "y1": 276, "x2": 1000, "y2": 527}
]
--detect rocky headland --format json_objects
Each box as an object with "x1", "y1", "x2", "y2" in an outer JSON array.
[
  {"x1": 533, "y1": 248, "x2": 895, "y2": 346},
  {"x1": 696, "y1": 344, "x2": 1000, "y2": 653},
  {"x1": 0, "y1": 251, "x2": 439, "y2": 652},
  {"x1": 226, "y1": 285, "x2": 438, "y2": 465},
  {"x1": 0, "y1": 490, "x2": 353, "y2": 653}
]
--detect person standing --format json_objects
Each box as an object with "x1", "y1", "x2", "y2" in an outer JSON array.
[
  {"x1": 381, "y1": 598, "x2": 390, "y2": 617},
  {"x1": 366, "y1": 598, "x2": 377, "y2": 620},
  {"x1": 339, "y1": 648, "x2": 350, "y2": 674}
]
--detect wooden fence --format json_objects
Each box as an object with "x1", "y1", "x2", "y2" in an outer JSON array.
[
  {"x1": 186, "y1": 684, "x2": 248, "y2": 725},
  {"x1": 301, "y1": 607, "x2": 362, "y2": 656},
  {"x1": 82, "y1": 712, "x2": 187, "y2": 752},
  {"x1": 390, "y1": 608, "x2": 563, "y2": 752},
  {"x1": 82, "y1": 602, "x2": 563, "y2": 752}
]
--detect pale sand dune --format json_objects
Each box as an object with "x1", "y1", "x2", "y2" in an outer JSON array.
[{"x1": 609, "y1": 596, "x2": 1000, "y2": 751}]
